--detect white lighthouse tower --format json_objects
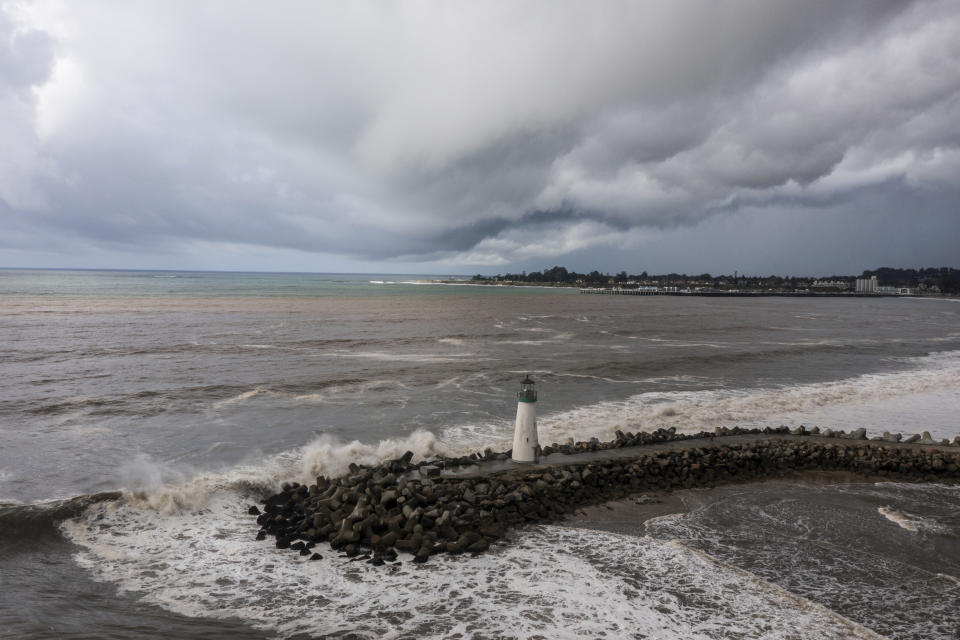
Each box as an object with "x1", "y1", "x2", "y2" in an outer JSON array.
[{"x1": 512, "y1": 375, "x2": 540, "y2": 463}]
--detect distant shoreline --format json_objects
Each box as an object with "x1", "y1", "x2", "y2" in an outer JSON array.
[{"x1": 423, "y1": 279, "x2": 954, "y2": 298}]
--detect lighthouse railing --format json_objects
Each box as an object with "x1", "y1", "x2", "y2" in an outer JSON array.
[{"x1": 517, "y1": 388, "x2": 537, "y2": 402}]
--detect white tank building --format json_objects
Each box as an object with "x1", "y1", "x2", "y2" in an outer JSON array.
[
  {"x1": 856, "y1": 275, "x2": 878, "y2": 293},
  {"x1": 512, "y1": 375, "x2": 540, "y2": 463}
]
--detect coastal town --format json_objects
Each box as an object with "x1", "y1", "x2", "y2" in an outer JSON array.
[{"x1": 444, "y1": 266, "x2": 959, "y2": 296}]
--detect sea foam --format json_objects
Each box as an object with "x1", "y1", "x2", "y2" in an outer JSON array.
[
  {"x1": 877, "y1": 505, "x2": 945, "y2": 534},
  {"x1": 62, "y1": 500, "x2": 880, "y2": 640},
  {"x1": 116, "y1": 430, "x2": 446, "y2": 514}
]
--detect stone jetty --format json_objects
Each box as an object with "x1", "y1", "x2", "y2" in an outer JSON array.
[{"x1": 250, "y1": 426, "x2": 960, "y2": 565}]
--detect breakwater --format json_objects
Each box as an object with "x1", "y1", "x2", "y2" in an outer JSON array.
[{"x1": 251, "y1": 427, "x2": 960, "y2": 565}]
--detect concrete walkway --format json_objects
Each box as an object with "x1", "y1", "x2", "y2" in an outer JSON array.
[{"x1": 440, "y1": 433, "x2": 957, "y2": 478}]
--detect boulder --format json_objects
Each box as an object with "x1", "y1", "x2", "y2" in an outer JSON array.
[
  {"x1": 457, "y1": 531, "x2": 482, "y2": 548},
  {"x1": 466, "y1": 538, "x2": 490, "y2": 553},
  {"x1": 445, "y1": 540, "x2": 464, "y2": 553},
  {"x1": 379, "y1": 531, "x2": 398, "y2": 549},
  {"x1": 413, "y1": 546, "x2": 431, "y2": 563},
  {"x1": 264, "y1": 493, "x2": 291, "y2": 510}
]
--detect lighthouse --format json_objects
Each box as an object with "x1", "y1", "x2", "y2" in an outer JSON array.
[{"x1": 512, "y1": 375, "x2": 540, "y2": 463}]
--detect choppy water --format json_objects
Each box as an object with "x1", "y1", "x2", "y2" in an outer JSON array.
[{"x1": 1, "y1": 269, "x2": 958, "y2": 639}]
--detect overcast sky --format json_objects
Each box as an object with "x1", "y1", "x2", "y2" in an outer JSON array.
[{"x1": 1, "y1": 1, "x2": 958, "y2": 275}]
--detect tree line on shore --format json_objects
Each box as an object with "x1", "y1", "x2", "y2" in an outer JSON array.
[{"x1": 469, "y1": 266, "x2": 960, "y2": 293}]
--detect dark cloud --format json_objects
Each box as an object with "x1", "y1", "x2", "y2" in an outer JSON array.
[
  {"x1": 0, "y1": 11, "x2": 54, "y2": 89},
  {"x1": 1, "y1": 0, "x2": 958, "y2": 272}
]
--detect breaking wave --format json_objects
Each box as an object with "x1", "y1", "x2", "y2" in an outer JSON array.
[
  {"x1": 61, "y1": 513, "x2": 880, "y2": 640},
  {"x1": 877, "y1": 506, "x2": 947, "y2": 534},
  {"x1": 0, "y1": 493, "x2": 122, "y2": 544},
  {"x1": 439, "y1": 350, "x2": 960, "y2": 450},
  {"x1": 115, "y1": 430, "x2": 445, "y2": 515},
  {"x1": 540, "y1": 350, "x2": 960, "y2": 444}
]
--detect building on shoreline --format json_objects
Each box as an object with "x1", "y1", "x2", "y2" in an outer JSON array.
[
  {"x1": 812, "y1": 279, "x2": 851, "y2": 290},
  {"x1": 877, "y1": 285, "x2": 918, "y2": 295},
  {"x1": 856, "y1": 275, "x2": 878, "y2": 293}
]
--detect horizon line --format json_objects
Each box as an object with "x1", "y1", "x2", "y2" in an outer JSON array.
[{"x1": 0, "y1": 266, "x2": 469, "y2": 277}]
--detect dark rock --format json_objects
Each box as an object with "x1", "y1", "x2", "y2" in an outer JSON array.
[
  {"x1": 478, "y1": 523, "x2": 504, "y2": 538},
  {"x1": 466, "y1": 538, "x2": 489, "y2": 553},
  {"x1": 457, "y1": 531, "x2": 482, "y2": 548},
  {"x1": 414, "y1": 546, "x2": 431, "y2": 563},
  {"x1": 445, "y1": 540, "x2": 464, "y2": 554},
  {"x1": 265, "y1": 493, "x2": 291, "y2": 510},
  {"x1": 379, "y1": 531, "x2": 398, "y2": 548}
]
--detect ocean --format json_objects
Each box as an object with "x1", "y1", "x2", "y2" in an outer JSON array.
[{"x1": 1, "y1": 269, "x2": 958, "y2": 639}]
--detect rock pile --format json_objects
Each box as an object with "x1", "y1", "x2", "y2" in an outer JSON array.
[{"x1": 252, "y1": 430, "x2": 960, "y2": 565}]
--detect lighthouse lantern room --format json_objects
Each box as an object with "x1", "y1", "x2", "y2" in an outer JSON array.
[{"x1": 512, "y1": 375, "x2": 540, "y2": 463}]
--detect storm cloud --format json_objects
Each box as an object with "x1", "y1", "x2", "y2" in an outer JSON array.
[{"x1": 1, "y1": 1, "x2": 958, "y2": 273}]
